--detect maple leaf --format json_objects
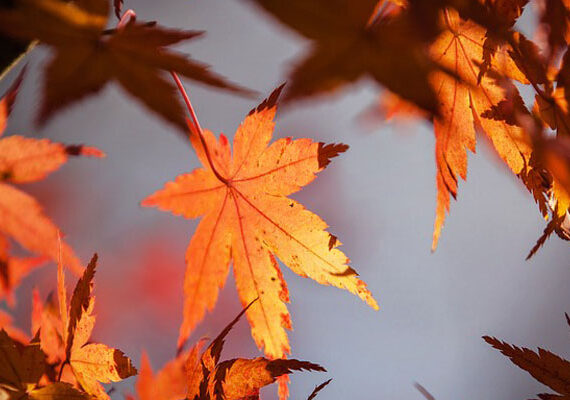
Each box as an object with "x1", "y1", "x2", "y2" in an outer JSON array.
[
  {"x1": 513, "y1": 91, "x2": 570, "y2": 258},
  {"x1": 185, "y1": 301, "x2": 326, "y2": 400},
  {"x1": 519, "y1": 39, "x2": 570, "y2": 255},
  {"x1": 370, "y1": 5, "x2": 567, "y2": 254},
  {"x1": 0, "y1": 329, "x2": 89, "y2": 400},
  {"x1": 427, "y1": 9, "x2": 532, "y2": 249},
  {"x1": 538, "y1": 137, "x2": 570, "y2": 220},
  {"x1": 31, "y1": 289, "x2": 66, "y2": 365},
  {"x1": 132, "y1": 350, "x2": 190, "y2": 400},
  {"x1": 186, "y1": 301, "x2": 255, "y2": 399},
  {"x1": 0, "y1": 0, "x2": 252, "y2": 133},
  {"x1": 0, "y1": 234, "x2": 46, "y2": 306},
  {"x1": 245, "y1": 0, "x2": 444, "y2": 114},
  {"x1": 0, "y1": 72, "x2": 104, "y2": 276},
  {"x1": 484, "y1": 334, "x2": 570, "y2": 399},
  {"x1": 0, "y1": 330, "x2": 45, "y2": 399},
  {"x1": 524, "y1": 132, "x2": 570, "y2": 257},
  {"x1": 143, "y1": 86, "x2": 378, "y2": 359},
  {"x1": 0, "y1": 309, "x2": 28, "y2": 344},
  {"x1": 207, "y1": 358, "x2": 325, "y2": 400},
  {"x1": 56, "y1": 253, "x2": 137, "y2": 400},
  {"x1": 544, "y1": 137, "x2": 570, "y2": 215}
]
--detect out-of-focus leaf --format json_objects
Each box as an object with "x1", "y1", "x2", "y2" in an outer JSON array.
[{"x1": 0, "y1": 0, "x2": 253, "y2": 134}]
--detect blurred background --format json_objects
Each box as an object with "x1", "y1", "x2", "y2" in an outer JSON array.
[{"x1": 1, "y1": 1, "x2": 569, "y2": 399}]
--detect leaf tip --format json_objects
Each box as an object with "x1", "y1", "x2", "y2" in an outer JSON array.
[
  {"x1": 330, "y1": 266, "x2": 357, "y2": 277},
  {"x1": 307, "y1": 378, "x2": 332, "y2": 400},
  {"x1": 65, "y1": 145, "x2": 106, "y2": 158},
  {"x1": 249, "y1": 84, "x2": 286, "y2": 116},
  {"x1": 317, "y1": 142, "x2": 348, "y2": 169},
  {"x1": 113, "y1": 348, "x2": 138, "y2": 379}
]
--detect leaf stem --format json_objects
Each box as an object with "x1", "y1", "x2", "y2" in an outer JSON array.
[
  {"x1": 170, "y1": 71, "x2": 230, "y2": 185},
  {"x1": 115, "y1": 9, "x2": 229, "y2": 184},
  {"x1": 57, "y1": 360, "x2": 68, "y2": 382}
]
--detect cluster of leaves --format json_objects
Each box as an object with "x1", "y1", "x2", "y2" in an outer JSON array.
[
  {"x1": 0, "y1": 35, "x2": 342, "y2": 399},
  {"x1": 0, "y1": 69, "x2": 104, "y2": 303},
  {"x1": 0, "y1": 0, "x2": 569, "y2": 398},
  {"x1": 2, "y1": 252, "x2": 327, "y2": 400},
  {"x1": 245, "y1": 0, "x2": 570, "y2": 255},
  {"x1": 1, "y1": 253, "x2": 137, "y2": 400},
  {"x1": 1, "y1": 0, "x2": 568, "y2": 255},
  {"x1": 136, "y1": 301, "x2": 328, "y2": 400},
  {"x1": 484, "y1": 315, "x2": 570, "y2": 400}
]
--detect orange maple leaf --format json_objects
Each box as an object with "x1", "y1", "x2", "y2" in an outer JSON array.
[
  {"x1": 0, "y1": 308, "x2": 28, "y2": 344},
  {"x1": 185, "y1": 301, "x2": 326, "y2": 400},
  {"x1": 57, "y1": 254, "x2": 137, "y2": 400},
  {"x1": 428, "y1": 9, "x2": 532, "y2": 249},
  {"x1": 377, "y1": 7, "x2": 568, "y2": 255},
  {"x1": 524, "y1": 133, "x2": 570, "y2": 258},
  {"x1": 0, "y1": 234, "x2": 46, "y2": 306},
  {"x1": 533, "y1": 87, "x2": 570, "y2": 218},
  {"x1": 132, "y1": 350, "x2": 191, "y2": 400},
  {"x1": 0, "y1": 71, "x2": 104, "y2": 275},
  {"x1": 143, "y1": 86, "x2": 378, "y2": 359},
  {"x1": 31, "y1": 288, "x2": 66, "y2": 365},
  {"x1": 207, "y1": 358, "x2": 325, "y2": 400}
]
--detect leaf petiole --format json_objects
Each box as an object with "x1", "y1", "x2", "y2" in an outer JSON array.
[
  {"x1": 170, "y1": 71, "x2": 230, "y2": 185},
  {"x1": 115, "y1": 9, "x2": 229, "y2": 184},
  {"x1": 57, "y1": 359, "x2": 68, "y2": 382}
]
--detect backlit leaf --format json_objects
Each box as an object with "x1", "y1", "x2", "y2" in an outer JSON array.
[{"x1": 143, "y1": 86, "x2": 378, "y2": 360}]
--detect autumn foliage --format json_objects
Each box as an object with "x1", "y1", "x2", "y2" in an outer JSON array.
[
  {"x1": 0, "y1": 0, "x2": 569, "y2": 399},
  {"x1": 142, "y1": 85, "x2": 377, "y2": 358}
]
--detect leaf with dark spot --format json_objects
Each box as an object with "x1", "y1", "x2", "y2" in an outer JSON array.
[{"x1": 143, "y1": 86, "x2": 377, "y2": 375}]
